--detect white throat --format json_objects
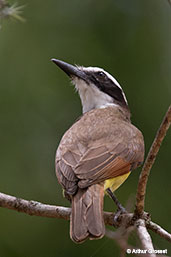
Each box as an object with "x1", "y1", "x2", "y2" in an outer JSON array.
[{"x1": 73, "y1": 78, "x2": 116, "y2": 113}]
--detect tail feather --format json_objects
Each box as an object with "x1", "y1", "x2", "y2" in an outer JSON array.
[{"x1": 70, "y1": 184, "x2": 105, "y2": 243}]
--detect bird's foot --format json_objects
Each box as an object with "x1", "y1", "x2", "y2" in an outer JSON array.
[
  {"x1": 106, "y1": 188, "x2": 127, "y2": 227},
  {"x1": 113, "y1": 207, "x2": 127, "y2": 227}
]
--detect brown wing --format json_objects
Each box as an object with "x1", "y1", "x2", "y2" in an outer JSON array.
[
  {"x1": 75, "y1": 142, "x2": 143, "y2": 188},
  {"x1": 56, "y1": 140, "x2": 144, "y2": 195}
]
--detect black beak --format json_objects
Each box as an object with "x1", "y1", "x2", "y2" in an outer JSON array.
[{"x1": 51, "y1": 58, "x2": 86, "y2": 80}]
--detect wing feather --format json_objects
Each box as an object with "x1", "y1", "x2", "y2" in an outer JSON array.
[{"x1": 56, "y1": 141, "x2": 143, "y2": 192}]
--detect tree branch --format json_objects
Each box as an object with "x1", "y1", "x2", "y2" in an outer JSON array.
[
  {"x1": 1, "y1": 191, "x2": 171, "y2": 243},
  {"x1": 135, "y1": 105, "x2": 171, "y2": 216},
  {"x1": 135, "y1": 219, "x2": 156, "y2": 257},
  {"x1": 0, "y1": 191, "x2": 115, "y2": 225},
  {"x1": 147, "y1": 221, "x2": 171, "y2": 243},
  {"x1": 0, "y1": 192, "x2": 71, "y2": 220}
]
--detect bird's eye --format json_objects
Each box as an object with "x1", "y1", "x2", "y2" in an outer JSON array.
[{"x1": 97, "y1": 71, "x2": 105, "y2": 77}]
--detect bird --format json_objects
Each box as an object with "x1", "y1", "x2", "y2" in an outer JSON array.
[{"x1": 51, "y1": 59, "x2": 144, "y2": 243}]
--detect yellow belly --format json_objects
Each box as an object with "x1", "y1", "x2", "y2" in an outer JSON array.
[{"x1": 104, "y1": 172, "x2": 131, "y2": 193}]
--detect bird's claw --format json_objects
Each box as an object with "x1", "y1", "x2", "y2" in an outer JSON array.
[{"x1": 113, "y1": 206, "x2": 127, "y2": 227}]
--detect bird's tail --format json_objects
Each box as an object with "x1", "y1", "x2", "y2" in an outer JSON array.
[{"x1": 70, "y1": 183, "x2": 105, "y2": 243}]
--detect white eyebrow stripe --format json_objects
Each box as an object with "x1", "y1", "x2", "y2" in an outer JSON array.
[
  {"x1": 78, "y1": 66, "x2": 128, "y2": 104},
  {"x1": 79, "y1": 66, "x2": 122, "y2": 89},
  {"x1": 103, "y1": 71, "x2": 122, "y2": 90}
]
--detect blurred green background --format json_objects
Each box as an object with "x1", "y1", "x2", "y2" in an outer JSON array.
[{"x1": 0, "y1": 0, "x2": 171, "y2": 256}]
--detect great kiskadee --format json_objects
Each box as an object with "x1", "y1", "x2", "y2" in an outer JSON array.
[{"x1": 52, "y1": 59, "x2": 144, "y2": 243}]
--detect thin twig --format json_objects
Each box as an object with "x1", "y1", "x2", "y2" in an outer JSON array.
[
  {"x1": 135, "y1": 106, "x2": 171, "y2": 216},
  {"x1": 106, "y1": 226, "x2": 142, "y2": 257},
  {"x1": 106, "y1": 230, "x2": 139, "y2": 257},
  {"x1": 147, "y1": 221, "x2": 171, "y2": 243}
]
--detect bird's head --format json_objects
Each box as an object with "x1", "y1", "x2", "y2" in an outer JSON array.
[{"x1": 52, "y1": 59, "x2": 129, "y2": 115}]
